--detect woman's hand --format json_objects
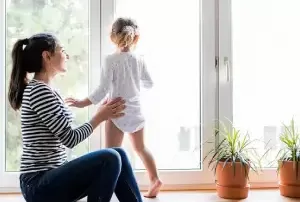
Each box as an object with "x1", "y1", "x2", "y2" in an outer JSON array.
[
  {"x1": 89, "y1": 97, "x2": 125, "y2": 128},
  {"x1": 97, "y1": 97, "x2": 126, "y2": 120}
]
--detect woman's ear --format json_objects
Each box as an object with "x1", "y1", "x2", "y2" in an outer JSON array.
[{"x1": 42, "y1": 51, "x2": 51, "y2": 63}]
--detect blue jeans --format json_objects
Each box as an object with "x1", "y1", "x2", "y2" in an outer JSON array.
[{"x1": 20, "y1": 147, "x2": 143, "y2": 202}]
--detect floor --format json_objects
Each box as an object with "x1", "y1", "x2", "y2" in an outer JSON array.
[{"x1": 0, "y1": 190, "x2": 300, "y2": 202}]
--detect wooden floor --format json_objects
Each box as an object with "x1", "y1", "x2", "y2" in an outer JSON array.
[{"x1": 0, "y1": 190, "x2": 299, "y2": 202}]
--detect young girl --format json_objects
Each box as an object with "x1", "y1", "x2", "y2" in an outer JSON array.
[{"x1": 65, "y1": 17, "x2": 162, "y2": 198}]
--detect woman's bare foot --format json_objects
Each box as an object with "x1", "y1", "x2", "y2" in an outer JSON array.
[{"x1": 144, "y1": 179, "x2": 162, "y2": 198}]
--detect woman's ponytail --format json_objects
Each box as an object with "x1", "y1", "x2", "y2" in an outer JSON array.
[{"x1": 8, "y1": 38, "x2": 29, "y2": 110}]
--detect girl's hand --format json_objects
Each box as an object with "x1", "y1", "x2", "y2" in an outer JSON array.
[
  {"x1": 96, "y1": 97, "x2": 126, "y2": 120},
  {"x1": 65, "y1": 98, "x2": 87, "y2": 108}
]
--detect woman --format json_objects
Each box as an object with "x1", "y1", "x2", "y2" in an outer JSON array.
[{"x1": 8, "y1": 33, "x2": 143, "y2": 202}]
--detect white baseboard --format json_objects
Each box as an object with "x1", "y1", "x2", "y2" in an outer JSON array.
[
  {"x1": 0, "y1": 187, "x2": 20, "y2": 193},
  {"x1": 0, "y1": 182, "x2": 279, "y2": 194}
]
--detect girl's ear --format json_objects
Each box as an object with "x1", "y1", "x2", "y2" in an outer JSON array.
[
  {"x1": 110, "y1": 34, "x2": 117, "y2": 44},
  {"x1": 133, "y1": 35, "x2": 139, "y2": 44}
]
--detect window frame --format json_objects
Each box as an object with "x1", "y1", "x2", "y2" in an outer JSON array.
[
  {"x1": 96, "y1": 0, "x2": 218, "y2": 189},
  {"x1": 0, "y1": 0, "x2": 8, "y2": 190},
  {"x1": 217, "y1": 0, "x2": 278, "y2": 188},
  {"x1": 0, "y1": 0, "x2": 103, "y2": 191},
  {"x1": 0, "y1": 0, "x2": 218, "y2": 191}
]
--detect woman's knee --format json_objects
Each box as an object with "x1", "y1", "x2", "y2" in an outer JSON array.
[
  {"x1": 105, "y1": 148, "x2": 122, "y2": 160},
  {"x1": 110, "y1": 147, "x2": 129, "y2": 160},
  {"x1": 96, "y1": 148, "x2": 122, "y2": 171},
  {"x1": 111, "y1": 147, "x2": 125, "y2": 155}
]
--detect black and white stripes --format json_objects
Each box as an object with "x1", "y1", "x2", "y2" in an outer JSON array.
[{"x1": 20, "y1": 79, "x2": 93, "y2": 173}]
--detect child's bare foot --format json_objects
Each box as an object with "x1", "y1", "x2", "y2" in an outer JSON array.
[{"x1": 144, "y1": 179, "x2": 162, "y2": 198}]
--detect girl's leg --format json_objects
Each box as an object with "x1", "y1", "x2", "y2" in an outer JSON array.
[
  {"x1": 105, "y1": 119, "x2": 124, "y2": 147},
  {"x1": 112, "y1": 147, "x2": 143, "y2": 202},
  {"x1": 104, "y1": 122, "x2": 143, "y2": 201},
  {"x1": 20, "y1": 149, "x2": 122, "y2": 202},
  {"x1": 129, "y1": 128, "x2": 162, "y2": 198}
]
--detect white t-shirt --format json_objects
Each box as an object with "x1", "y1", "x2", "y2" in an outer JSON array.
[{"x1": 88, "y1": 52, "x2": 153, "y2": 133}]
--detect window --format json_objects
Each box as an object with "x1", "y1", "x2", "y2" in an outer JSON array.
[
  {"x1": 0, "y1": 0, "x2": 216, "y2": 189},
  {"x1": 110, "y1": 0, "x2": 217, "y2": 187},
  {"x1": 114, "y1": 0, "x2": 201, "y2": 170},
  {"x1": 5, "y1": 0, "x2": 90, "y2": 172},
  {"x1": 218, "y1": 0, "x2": 300, "y2": 185},
  {"x1": 0, "y1": 0, "x2": 92, "y2": 188}
]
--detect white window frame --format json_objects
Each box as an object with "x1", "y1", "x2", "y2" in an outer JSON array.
[
  {"x1": 0, "y1": 0, "x2": 104, "y2": 191},
  {"x1": 0, "y1": 0, "x2": 7, "y2": 190},
  {"x1": 96, "y1": 0, "x2": 218, "y2": 190},
  {"x1": 217, "y1": 0, "x2": 278, "y2": 188},
  {"x1": 0, "y1": 0, "x2": 218, "y2": 191}
]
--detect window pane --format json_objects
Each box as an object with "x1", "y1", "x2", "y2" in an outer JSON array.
[
  {"x1": 5, "y1": 0, "x2": 89, "y2": 171},
  {"x1": 232, "y1": 0, "x2": 300, "y2": 167},
  {"x1": 115, "y1": 0, "x2": 201, "y2": 169}
]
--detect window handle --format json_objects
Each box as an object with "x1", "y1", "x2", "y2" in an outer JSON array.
[{"x1": 224, "y1": 56, "x2": 230, "y2": 82}]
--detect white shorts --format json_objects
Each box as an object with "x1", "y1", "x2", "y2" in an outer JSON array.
[
  {"x1": 111, "y1": 98, "x2": 145, "y2": 133},
  {"x1": 112, "y1": 114, "x2": 145, "y2": 133}
]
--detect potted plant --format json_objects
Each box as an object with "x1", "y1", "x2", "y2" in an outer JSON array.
[
  {"x1": 204, "y1": 122, "x2": 262, "y2": 199},
  {"x1": 276, "y1": 118, "x2": 300, "y2": 198}
]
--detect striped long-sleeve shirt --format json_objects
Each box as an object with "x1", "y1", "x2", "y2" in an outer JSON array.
[{"x1": 20, "y1": 79, "x2": 93, "y2": 173}]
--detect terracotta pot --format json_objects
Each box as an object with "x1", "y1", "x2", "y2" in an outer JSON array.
[
  {"x1": 216, "y1": 161, "x2": 250, "y2": 199},
  {"x1": 278, "y1": 161, "x2": 300, "y2": 198}
]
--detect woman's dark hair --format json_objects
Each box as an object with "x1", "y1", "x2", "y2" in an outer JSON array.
[{"x1": 8, "y1": 33, "x2": 58, "y2": 110}]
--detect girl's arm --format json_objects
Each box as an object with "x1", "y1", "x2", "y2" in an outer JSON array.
[
  {"x1": 65, "y1": 56, "x2": 113, "y2": 108},
  {"x1": 65, "y1": 97, "x2": 92, "y2": 108},
  {"x1": 140, "y1": 58, "x2": 154, "y2": 89},
  {"x1": 88, "y1": 56, "x2": 113, "y2": 104}
]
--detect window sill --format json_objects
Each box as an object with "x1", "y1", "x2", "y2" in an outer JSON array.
[
  {"x1": 0, "y1": 189, "x2": 289, "y2": 202},
  {"x1": 0, "y1": 182, "x2": 279, "y2": 194}
]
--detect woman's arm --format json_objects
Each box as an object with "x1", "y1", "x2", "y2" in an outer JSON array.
[{"x1": 29, "y1": 83, "x2": 124, "y2": 148}]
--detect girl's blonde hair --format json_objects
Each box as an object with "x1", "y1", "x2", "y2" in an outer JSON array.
[{"x1": 110, "y1": 17, "x2": 139, "y2": 48}]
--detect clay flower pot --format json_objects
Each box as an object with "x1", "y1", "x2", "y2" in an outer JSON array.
[
  {"x1": 278, "y1": 161, "x2": 300, "y2": 198},
  {"x1": 216, "y1": 161, "x2": 250, "y2": 199}
]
